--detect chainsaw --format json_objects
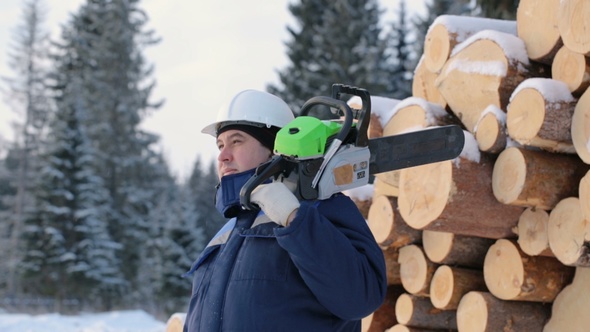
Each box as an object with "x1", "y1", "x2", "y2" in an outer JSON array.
[{"x1": 240, "y1": 84, "x2": 465, "y2": 208}]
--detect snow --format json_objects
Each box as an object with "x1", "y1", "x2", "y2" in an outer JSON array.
[
  {"x1": 0, "y1": 310, "x2": 167, "y2": 332},
  {"x1": 429, "y1": 15, "x2": 517, "y2": 42},
  {"x1": 343, "y1": 183, "x2": 374, "y2": 201},
  {"x1": 347, "y1": 95, "x2": 400, "y2": 128},
  {"x1": 510, "y1": 78, "x2": 575, "y2": 103}
]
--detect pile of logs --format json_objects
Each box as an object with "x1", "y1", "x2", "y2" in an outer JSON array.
[{"x1": 356, "y1": 0, "x2": 590, "y2": 331}]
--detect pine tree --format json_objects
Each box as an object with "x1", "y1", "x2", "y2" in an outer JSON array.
[
  {"x1": 0, "y1": 0, "x2": 52, "y2": 296},
  {"x1": 472, "y1": 0, "x2": 518, "y2": 19},
  {"x1": 19, "y1": 80, "x2": 124, "y2": 311},
  {"x1": 50, "y1": 0, "x2": 167, "y2": 299},
  {"x1": 411, "y1": 0, "x2": 470, "y2": 71},
  {"x1": 268, "y1": 0, "x2": 394, "y2": 114},
  {"x1": 384, "y1": 0, "x2": 413, "y2": 99},
  {"x1": 187, "y1": 157, "x2": 226, "y2": 241}
]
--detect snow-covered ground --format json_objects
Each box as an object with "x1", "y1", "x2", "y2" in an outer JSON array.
[{"x1": 0, "y1": 309, "x2": 168, "y2": 332}]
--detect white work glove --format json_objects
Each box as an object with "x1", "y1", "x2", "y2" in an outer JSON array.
[{"x1": 251, "y1": 182, "x2": 300, "y2": 227}]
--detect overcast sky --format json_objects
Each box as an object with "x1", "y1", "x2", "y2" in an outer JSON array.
[{"x1": 0, "y1": 0, "x2": 424, "y2": 180}]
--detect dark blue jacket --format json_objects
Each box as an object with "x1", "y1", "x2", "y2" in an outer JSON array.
[{"x1": 183, "y1": 193, "x2": 387, "y2": 331}]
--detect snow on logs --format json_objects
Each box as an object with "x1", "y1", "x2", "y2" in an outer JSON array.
[{"x1": 357, "y1": 2, "x2": 590, "y2": 331}]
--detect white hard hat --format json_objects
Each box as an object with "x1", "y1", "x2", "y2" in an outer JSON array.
[{"x1": 202, "y1": 90, "x2": 295, "y2": 136}]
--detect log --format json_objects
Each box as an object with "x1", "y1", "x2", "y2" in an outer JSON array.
[
  {"x1": 383, "y1": 246, "x2": 402, "y2": 286},
  {"x1": 516, "y1": 0, "x2": 563, "y2": 65},
  {"x1": 547, "y1": 196, "x2": 590, "y2": 267},
  {"x1": 571, "y1": 87, "x2": 590, "y2": 164},
  {"x1": 456, "y1": 291, "x2": 551, "y2": 332},
  {"x1": 422, "y1": 230, "x2": 494, "y2": 269},
  {"x1": 344, "y1": 184, "x2": 373, "y2": 219},
  {"x1": 552, "y1": 45, "x2": 590, "y2": 96},
  {"x1": 362, "y1": 285, "x2": 405, "y2": 332},
  {"x1": 387, "y1": 325, "x2": 453, "y2": 332},
  {"x1": 395, "y1": 293, "x2": 457, "y2": 331},
  {"x1": 515, "y1": 207, "x2": 553, "y2": 257},
  {"x1": 492, "y1": 146, "x2": 588, "y2": 210},
  {"x1": 375, "y1": 97, "x2": 459, "y2": 193},
  {"x1": 473, "y1": 105, "x2": 507, "y2": 154},
  {"x1": 429, "y1": 265, "x2": 487, "y2": 310},
  {"x1": 373, "y1": 176, "x2": 400, "y2": 198},
  {"x1": 398, "y1": 244, "x2": 438, "y2": 296},
  {"x1": 348, "y1": 95, "x2": 401, "y2": 140},
  {"x1": 398, "y1": 139, "x2": 524, "y2": 239},
  {"x1": 423, "y1": 15, "x2": 517, "y2": 73},
  {"x1": 367, "y1": 195, "x2": 422, "y2": 250},
  {"x1": 436, "y1": 30, "x2": 550, "y2": 133},
  {"x1": 412, "y1": 56, "x2": 448, "y2": 109},
  {"x1": 483, "y1": 239, "x2": 575, "y2": 302},
  {"x1": 558, "y1": 0, "x2": 590, "y2": 56},
  {"x1": 506, "y1": 78, "x2": 576, "y2": 153},
  {"x1": 579, "y1": 170, "x2": 590, "y2": 221},
  {"x1": 544, "y1": 267, "x2": 590, "y2": 331},
  {"x1": 166, "y1": 313, "x2": 186, "y2": 332}
]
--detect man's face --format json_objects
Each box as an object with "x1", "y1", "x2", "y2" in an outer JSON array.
[{"x1": 216, "y1": 129, "x2": 272, "y2": 180}]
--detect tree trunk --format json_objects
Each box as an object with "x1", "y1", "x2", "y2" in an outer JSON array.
[
  {"x1": 436, "y1": 31, "x2": 550, "y2": 132},
  {"x1": 483, "y1": 239, "x2": 575, "y2": 302},
  {"x1": 544, "y1": 267, "x2": 590, "y2": 331},
  {"x1": 430, "y1": 265, "x2": 487, "y2": 310},
  {"x1": 571, "y1": 87, "x2": 590, "y2": 163},
  {"x1": 398, "y1": 244, "x2": 438, "y2": 296},
  {"x1": 362, "y1": 285, "x2": 405, "y2": 332},
  {"x1": 552, "y1": 45, "x2": 590, "y2": 96},
  {"x1": 515, "y1": 207, "x2": 553, "y2": 257},
  {"x1": 547, "y1": 197, "x2": 590, "y2": 267},
  {"x1": 558, "y1": 0, "x2": 590, "y2": 56},
  {"x1": 412, "y1": 56, "x2": 448, "y2": 110},
  {"x1": 506, "y1": 78, "x2": 576, "y2": 153},
  {"x1": 474, "y1": 106, "x2": 507, "y2": 153},
  {"x1": 516, "y1": 0, "x2": 563, "y2": 65},
  {"x1": 398, "y1": 156, "x2": 523, "y2": 239},
  {"x1": 395, "y1": 293, "x2": 457, "y2": 330},
  {"x1": 456, "y1": 291, "x2": 551, "y2": 332},
  {"x1": 424, "y1": 15, "x2": 517, "y2": 73},
  {"x1": 492, "y1": 147, "x2": 588, "y2": 210},
  {"x1": 367, "y1": 195, "x2": 422, "y2": 250},
  {"x1": 422, "y1": 230, "x2": 494, "y2": 269}
]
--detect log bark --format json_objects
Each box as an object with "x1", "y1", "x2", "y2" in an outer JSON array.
[
  {"x1": 395, "y1": 293, "x2": 457, "y2": 330},
  {"x1": 422, "y1": 230, "x2": 494, "y2": 269},
  {"x1": 544, "y1": 267, "x2": 590, "y2": 331},
  {"x1": 412, "y1": 56, "x2": 448, "y2": 109},
  {"x1": 398, "y1": 244, "x2": 438, "y2": 296},
  {"x1": 362, "y1": 285, "x2": 405, "y2": 332},
  {"x1": 474, "y1": 105, "x2": 507, "y2": 154},
  {"x1": 436, "y1": 31, "x2": 550, "y2": 133},
  {"x1": 547, "y1": 197, "x2": 590, "y2": 267},
  {"x1": 367, "y1": 195, "x2": 422, "y2": 250},
  {"x1": 571, "y1": 87, "x2": 590, "y2": 163},
  {"x1": 423, "y1": 15, "x2": 517, "y2": 73},
  {"x1": 429, "y1": 265, "x2": 487, "y2": 310},
  {"x1": 516, "y1": 0, "x2": 563, "y2": 65},
  {"x1": 456, "y1": 291, "x2": 551, "y2": 332},
  {"x1": 558, "y1": 0, "x2": 590, "y2": 56},
  {"x1": 483, "y1": 239, "x2": 575, "y2": 302},
  {"x1": 506, "y1": 78, "x2": 576, "y2": 153},
  {"x1": 384, "y1": 246, "x2": 402, "y2": 286},
  {"x1": 492, "y1": 146, "x2": 588, "y2": 210},
  {"x1": 552, "y1": 45, "x2": 590, "y2": 96},
  {"x1": 398, "y1": 155, "x2": 523, "y2": 239},
  {"x1": 515, "y1": 207, "x2": 553, "y2": 257}
]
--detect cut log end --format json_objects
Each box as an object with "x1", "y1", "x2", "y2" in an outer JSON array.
[
  {"x1": 492, "y1": 147, "x2": 526, "y2": 205},
  {"x1": 483, "y1": 239, "x2": 524, "y2": 300},
  {"x1": 516, "y1": 207, "x2": 551, "y2": 256},
  {"x1": 424, "y1": 24, "x2": 451, "y2": 73},
  {"x1": 548, "y1": 197, "x2": 590, "y2": 266}
]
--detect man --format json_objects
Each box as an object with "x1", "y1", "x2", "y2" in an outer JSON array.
[{"x1": 183, "y1": 89, "x2": 386, "y2": 331}]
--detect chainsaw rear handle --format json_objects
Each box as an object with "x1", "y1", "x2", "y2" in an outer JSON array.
[
  {"x1": 299, "y1": 96, "x2": 353, "y2": 146},
  {"x1": 240, "y1": 155, "x2": 292, "y2": 210},
  {"x1": 331, "y1": 84, "x2": 371, "y2": 147}
]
